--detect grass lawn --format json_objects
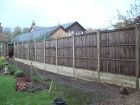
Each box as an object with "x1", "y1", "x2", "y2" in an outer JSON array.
[{"x1": 0, "y1": 75, "x2": 108, "y2": 105}]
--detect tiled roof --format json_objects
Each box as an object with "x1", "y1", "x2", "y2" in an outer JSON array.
[
  {"x1": 62, "y1": 21, "x2": 86, "y2": 31},
  {"x1": 62, "y1": 22, "x2": 76, "y2": 29}
]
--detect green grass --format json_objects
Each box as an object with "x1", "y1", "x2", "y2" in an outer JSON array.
[{"x1": 0, "y1": 76, "x2": 109, "y2": 105}]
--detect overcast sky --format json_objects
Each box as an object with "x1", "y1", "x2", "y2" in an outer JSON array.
[{"x1": 0, "y1": 0, "x2": 135, "y2": 29}]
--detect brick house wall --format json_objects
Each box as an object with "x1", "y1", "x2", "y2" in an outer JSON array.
[{"x1": 51, "y1": 28, "x2": 68, "y2": 39}]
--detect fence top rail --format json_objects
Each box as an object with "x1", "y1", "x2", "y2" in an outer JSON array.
[
  {"x1": 76, "y1": 32, "x2": 97, "y2": 36},
  {"x1": 100, "y1": 26, "x2": 135, "y2": 34}
]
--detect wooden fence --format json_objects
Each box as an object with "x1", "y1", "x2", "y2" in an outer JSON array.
[{"x1": 14, "y1": 25, "x2": 140, "y2": 89}]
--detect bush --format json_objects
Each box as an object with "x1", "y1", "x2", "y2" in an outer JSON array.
[
  {"x1": 32, "y1": 75, "x2": 40, "y2": 82},
  {"x1": 33, "y1": 75, "x2": 49, "y2": 82},
  {"x1": 8, "y1": 69, "x2": 15, "y2": 75},
  {"x1": 0, "y1": 57, "x2": 6, "y2": 70},
  {"x1": 8, "y1": 64, "x2": 25, "y2": 76},
  {"x1": 8, "y1": 64, "x2": 16, "y2": 75},
  {"x1": 15, "y1": 71, "x2": 25, "y2": 77}
]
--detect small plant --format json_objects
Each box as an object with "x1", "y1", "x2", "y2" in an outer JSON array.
[
  {"x1": 32, "y1": 75, "x2": 48, "y2": 82},
  {"x1": 0, "y1": 57, "x2": 6, "y2": 70},
  {"x1": 8, "y1": 64, "x2": 16, "y2": 75},
  {"x1": 15, "y1": 71, "x2": 25, "y2": 77},
  {"x1": 7, "y1": 64, "x2": 25, "y2": 76},
  {"x1": 32, "y1": 75, "x2": 41, "y2": 82},
  {"x1": 8, "y1": 69, "x2": 15, "y2": 75}
]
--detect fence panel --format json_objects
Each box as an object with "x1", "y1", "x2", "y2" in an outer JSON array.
[
  {"x1": 75, "y1": 34, "x2": 97, "y2": 70},
  {"x1": 22, "y1": 42, "x2": 28, "y2": 59},
  {"x1": 100, "y1": 28, "x2": 136, "y2": 76},
  {"x1": 18, "y1": 42, "x2": 23, "y2": 59},
  {"x1": 57, "y1": 37, "x2": 73, "y2": 66},
  {"x1": 29, "y1": 41, "x2": 35, "y2": 61},
  {"x1": 45, "y1": 40, "x2": 56, "y2": 64},
  {"x1": 14, "y1": 43, "x2": 18, "y2": 58},
  {"x1": 36, "y1": 41, "x2": 44, "y2": 63}
]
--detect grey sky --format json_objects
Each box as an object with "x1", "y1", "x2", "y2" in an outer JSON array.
[{"x1": 0, "y1": 0, "x2": 135, "y2": 29}]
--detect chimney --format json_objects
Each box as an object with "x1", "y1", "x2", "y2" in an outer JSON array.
[
  {"x1": 28, "y1": 21, "x2": 36, "y2": 32},
  {"x1": 0, "y1": 23, "x2": 3, "y2": 33},
  {"x1": 58, "y1": 23, "x2": 61, "y2": 26},
  {"x1": 31, "y1": 21, "x2": 35, "y2": 27}
]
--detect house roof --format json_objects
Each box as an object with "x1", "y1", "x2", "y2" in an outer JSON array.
[
  {"x1": 62, "y1": 22, "x2": 76, "y2": 29},
  {"x1": 32, "y1": 22, "x2": 78, "y2": 30},
  {"x1": 0, "y1": 33, "x2": 8, "y2": 42},
  {"x1": 13, "y1": 25, "x2": 64, "y2": 42},
  {"x1": 28, "y1": 26, "x2": 47, "y2": 32},
  {"x1": 13, "y1": 21, "x2": 86, "y2": 42},
  {"x1": 62, "y1": 21, "x2": 86, "y2": 31}
]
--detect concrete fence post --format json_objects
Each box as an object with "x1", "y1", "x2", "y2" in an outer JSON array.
[
  {"x1": 97, "y1": 30, "x2": 101, "y2": 81},
  {"x1": 135, "y1": 23, "x2": 140, "y2": 90}
]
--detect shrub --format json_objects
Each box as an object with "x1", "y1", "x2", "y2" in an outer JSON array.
[
  {"x1": 0, "y1": 57, "x2": 6, "y2": 70},
  {"x1": 8, "y1": 64, "x2": 16, "y2": 75},
  {"x1": 7, "y1": 64, "x2": 25, "y2": 77},
  {"x1": 15, "y1": 71, "x2": 25, "y2": 77},
  {"x1": 8, "y1": 69, "x2": 15, "y2": 75},
  {"x1": 32, "y1": 75, "x2": 40, "y2": 82},
  {"x1": 33, "y1": 75, "x2": 49, "y2": 82}
]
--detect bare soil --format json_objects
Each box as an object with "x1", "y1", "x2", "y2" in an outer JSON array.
[
  {"x1": 96, "y1": 91, "x2": 140, "y2": 105},
  {"x1": 16, "y1": 76, "x2": 49, "y2": 92}
]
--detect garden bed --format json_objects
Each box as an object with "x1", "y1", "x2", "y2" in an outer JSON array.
[{"x1": 16, "y1": 76, "x2": 49, "y2": 92}]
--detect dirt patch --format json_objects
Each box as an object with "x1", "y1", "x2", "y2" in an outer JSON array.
[
  {"x1": 16, "y1": 76, "x2": 49, "y2": 92},
  {"x1": 16, "y1": 77, "x2": 31, "y2": 92},
  {"x1": 95, "y1": 91, "x2": 140, "y2": 105}
]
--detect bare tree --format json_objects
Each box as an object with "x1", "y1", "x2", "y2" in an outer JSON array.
[
  {"x1": 23, "y1": 27, "x2": 30, "y2": 33},
  {"x1": 112, "y1": 0, "x2": 140, "y2": 28},
  {"x1": 12, "y1": 26, "x2": 22, "y2": 38}
]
